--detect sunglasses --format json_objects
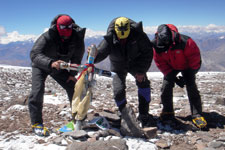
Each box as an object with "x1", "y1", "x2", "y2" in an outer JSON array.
[{"x1": 59, "y1": 24, "x2": 73, "y2": 29}]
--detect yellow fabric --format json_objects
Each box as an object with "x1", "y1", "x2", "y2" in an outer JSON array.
[
  {"x1": 114, "y1": 17, "x2": 130, "y2": 39},
  {"x1": 72, "y1": 68, "x2": 92, "y2": 121},
  {"x1": 75, "y1": 90, "x2": 91, "y2": 120},
  {"x1": 192, "y1": 117, "x2": 207, "y2": 128}
]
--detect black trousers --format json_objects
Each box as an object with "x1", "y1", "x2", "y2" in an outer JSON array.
[
  {"x1": 113, "y1": 72, "x2": 151, "y2": 115},
  {"x1": 161, "y1": 70, "x2": 202, "y2": 116},
  {"x1": 28, "y1": 67, "x2": 75, "y2": 125}
]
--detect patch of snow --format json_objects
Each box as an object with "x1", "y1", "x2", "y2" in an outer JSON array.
[
  {"x1": 7, "y1": 104, "x2": 28, "y2": 112},
  {"x1": 124, "y1": 137, "x2": 158, "y2": 150},
  {"x1": 0, "y1": 134, "x2": 66, "y2": 150},
  {"x1": 44, "y1": 95, "x2": 68, "y2": 105}
]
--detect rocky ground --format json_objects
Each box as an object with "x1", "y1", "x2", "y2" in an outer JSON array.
[{"x1": 0, "y1": 65, "x2": 224, "y2": 150}]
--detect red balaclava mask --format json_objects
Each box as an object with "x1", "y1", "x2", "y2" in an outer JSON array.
[{"x1": 56, "y1": 15, "x2": 73, "y2": 38}]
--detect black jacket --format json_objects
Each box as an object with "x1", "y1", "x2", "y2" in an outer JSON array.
[
  {"x1": 30, "y1": 14, "x2": 86, "y2": 76},
  {"x1": 94, "y1": 17, "x2": 153, "y2": 74}
]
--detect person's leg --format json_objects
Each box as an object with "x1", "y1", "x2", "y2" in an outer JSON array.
[
  {"x1": 182, "y1": 70, "x2": 206, "y2": 128},
  {"x1": 114, "y1": 73, "x2": 144, "y2": 136},
  {"x1": 161, "y1": 79, "x2": 174, "y2": 115},
  {"x1": 50, "y1": 70, "x2": 75, "y2": 103},
  {"x1": 28, "y1": 67, "x2": 48, "y2": 125},
  {"x1": 160, "y1": 70, "x2": 179, "y2": 117},
  {"x1": 133, "y1": 74, "x2": 151, "y2": 115},
  {"x1": 182, "y1": 71, "x2": 202, "y2": 116},
  {"x1": 112, "y1": 72, "x2": 127, "y2": 111},
  {"x1": 129, "y1": 72, "x2": 155, "y2": 127},
  {"x1": 159, "y1": 77, "x2": 182, "y2": 127}
]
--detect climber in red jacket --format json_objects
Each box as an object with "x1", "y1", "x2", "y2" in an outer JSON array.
[{"x1": 152, "y1": 24, "x2": 207, "y2": 129}]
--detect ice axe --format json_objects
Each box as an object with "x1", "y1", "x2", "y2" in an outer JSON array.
[{"x1": 59, "y1": 44, "x2": 115, "y2": 130}]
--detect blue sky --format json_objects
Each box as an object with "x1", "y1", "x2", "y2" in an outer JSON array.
[{"x1": 1, "y1": 0, "x2": 225, "y2": 35}]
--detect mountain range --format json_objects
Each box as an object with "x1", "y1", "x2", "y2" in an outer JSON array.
[{"x1": 0, "y1": 33, "x2": 225, "y2": 71}]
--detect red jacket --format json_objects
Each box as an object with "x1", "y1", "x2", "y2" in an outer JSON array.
[{"x1": 153, "y1": 24, "x2": 201, "y2": 76}]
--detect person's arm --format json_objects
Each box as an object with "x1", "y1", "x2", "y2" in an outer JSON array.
[
  {"x1": 30, "y1": 34, "x2": 53, "y2": 71},
  {"x1": 181, "y1": 38, "x2": 201, "y2": 84},
  {"x1": 153, "y1": 49, "x2": 173, "y2": 76},
  {"x1": 94, "y1": 39, "x2": 111, "y2": 64},
  {"x1": 184, "y1": 38, "x2": 201, "y2": 71}
]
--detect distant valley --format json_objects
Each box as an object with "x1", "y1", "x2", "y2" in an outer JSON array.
[{"x1": 0, "y1": 33, "x2": 225, "y2": 71}]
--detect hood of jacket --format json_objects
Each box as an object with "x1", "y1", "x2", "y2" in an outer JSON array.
[
  {"x1": 153, "y1": 24, "x2": 181, "y2": 53},
  {"x1": 104, "y1": 17, "x2": 144, "y2": 42}
]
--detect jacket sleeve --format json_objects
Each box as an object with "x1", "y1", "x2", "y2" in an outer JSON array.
[
  {"x1": 184, "y1": 38, "x2": 201, "y2": 70},
  {"x1": 133, "y1": 33, "x2": 153, "y2": 73},
  {"x1": 30, "y1": 34, "x2": 53, "y2": 71},
  {"x1": 153, "y1": 49, "x2": 173, "y2": 76},
  {"x1": 94, "y1": 39, "x2": 110, "y2": 64}
]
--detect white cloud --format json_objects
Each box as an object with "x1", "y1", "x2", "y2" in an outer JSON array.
[
  {"x1": 177, "y1": 24, "x2": 225, "y2": 33},
  {"x1": 1, "y1": 24, "x2": 225, "y2": 44},
  {"x1": 0, "y1": 28, "x2": 106, "y2": 44},
  {"x1": 143, "y1": 26, "x2": 158, "y2": 34},
  {"x1": 43, "y1": 28, "x2": 49, "y2": 33},
  {"x1": 144, "y1": 24, "x2": 225, "y2": 34},
  {"x1": 85, "y1": 28, "x2": 105, "y2": 38},
  {"x1": 219, "y1": 36, "x2": 225, "y2": 39},
  {"x1": 0, "y1": 31, "x2": 37, "y2": 44},
  {"x1": 0, "y1": 26, "x2": 6, "y2": 36}
]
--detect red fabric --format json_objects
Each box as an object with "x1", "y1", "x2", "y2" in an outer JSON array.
[
  {"x1": 166, "y1": 24, "x2": 178, "y2": 32},
  {"x1": 166, "y1": 24, "x2": 180, "y2": 45},
  {"x1": 154, "y1": 37, "x2": 201, "y2": 76},
  {"x1": 77, "y1": 64, "x2": 95, "y2": 80},
  {"x1": 56, "y1": 15, "x2": 72, "y2": 37}
]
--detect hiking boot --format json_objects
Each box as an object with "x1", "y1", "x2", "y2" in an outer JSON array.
[
  {"x1": 160, "y1": 112, "x2": 175, "y2": 121},
  {"x1": 192, "y1": 115, "x2": 207, "y2": 129},
  {"x1": 120, "y1": 105, "x2": 144, "y2": 137},
  {"x1": 138, "y1": 113, "x2": 156, "y2": 128},
  {"x1": 159, "y1": 112, "x2": 180, "y2": 126},
  {"x1": 32, "y1": 123, "x2": 50, "y2": 137}
]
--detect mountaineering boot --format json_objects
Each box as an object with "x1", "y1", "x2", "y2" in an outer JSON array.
[
  {"x1": 192, "y1": 114, "x2": 207, "y2": 129},
  {"x1": 120, "y1": 105, "x2": 144, "y2": 137},
  {"x1": 160, "y1": 112, "x2": 175, "y2": 121},
  {"x1": 159, "y1": 112, "x2": 180, "y2": 126},
  {"x1": 32, "y1": 123, "x2": 50, "y2": 137},
  {"x1": 138, "y1": 113, "x2": 156, "y2": 128}
]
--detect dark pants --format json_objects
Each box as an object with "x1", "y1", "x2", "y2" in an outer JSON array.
[
  {"x1": 161, "y1": 70, "x2": 202, "y2": 116},
  {"x1": 28, "y1": 67, "x2": 75, "y2": 125},
  {"x1": 113, "y1": 72, "x2": 151, "y2": 115}
]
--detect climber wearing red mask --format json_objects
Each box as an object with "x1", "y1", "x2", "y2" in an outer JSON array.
[{"x1": 28, "y1": 14, "x2": 86, "y2": 136}]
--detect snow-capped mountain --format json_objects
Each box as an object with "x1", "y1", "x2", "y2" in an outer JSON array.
[{"x1": 0, "y1": 26, "x2": 225, "y2": 71}]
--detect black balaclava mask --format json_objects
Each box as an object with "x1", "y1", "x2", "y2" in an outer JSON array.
[{"x1": 157, "y1": 24, "x2": 172, "y2": 49}]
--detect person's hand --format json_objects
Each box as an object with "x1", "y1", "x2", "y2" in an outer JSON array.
[
  {"x1": 174, "y1": 76, "x2": 185, "y2": 88},
  {"x1": 164, "y1": 70, "x2": 179, "y2": 82},
  {"x1": 51, "y1": 60, "x2": 65, "y2": 70},
  {"x1": 135, "y1": 73, "x2": 145, "y2": 83},
  {"x1": 87, "y1": 46, "x2": 91, "y2": 54},
  {"x1": 67, "y1": 76, "x2": 77, "y2": 83}
]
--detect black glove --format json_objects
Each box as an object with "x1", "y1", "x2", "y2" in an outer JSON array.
[
  {"x1": 174, "y1": 76, "x2": 185, "y2": 88},
  {"x1": 164, "y1": 70, "x2": 179, "y2": 82}
]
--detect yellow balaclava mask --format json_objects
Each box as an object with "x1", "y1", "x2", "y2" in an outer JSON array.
[{"x1": 114, "y1": 17, "x2": 130, "y2": 39}]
